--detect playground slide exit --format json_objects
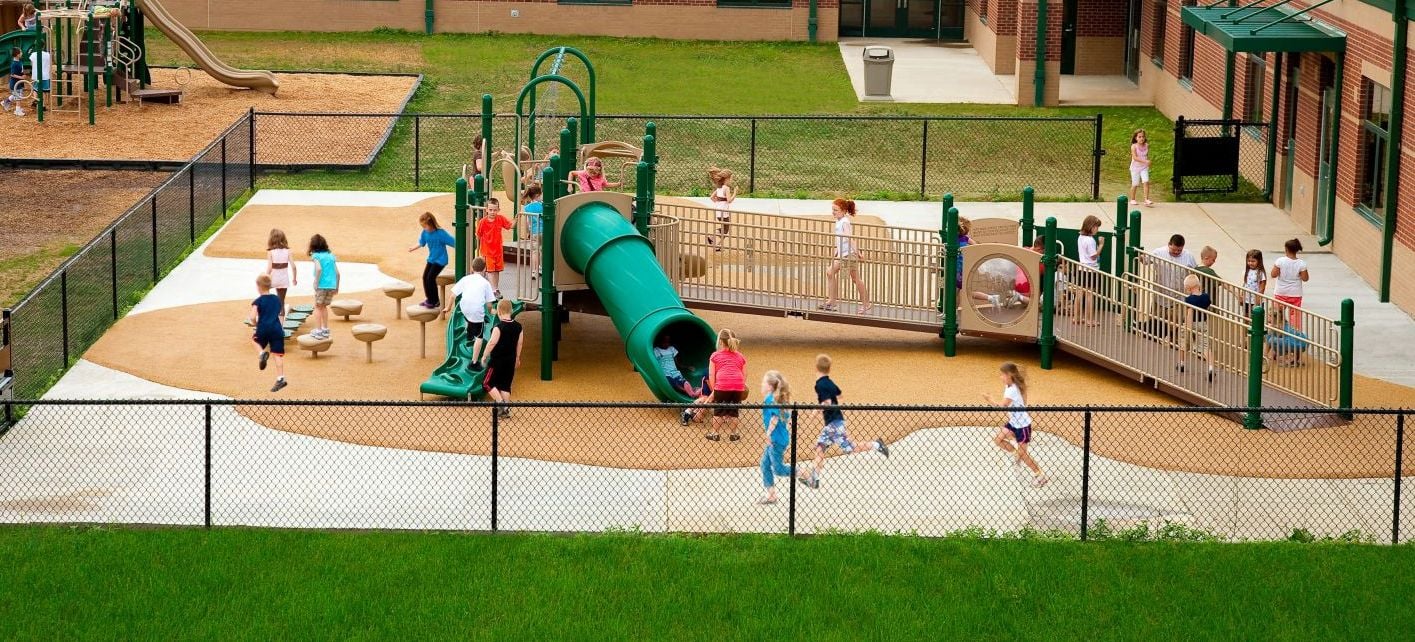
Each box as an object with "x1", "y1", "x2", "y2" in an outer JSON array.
[
  {"x1": 561, "y1": 201, "x2": 717, "y2": 403},
  {"x1": 420, "y1": 300, "x2": 523, "y2": 399},
  {"x1": 133, "y1": 0, "x2": 279, "y2": 94}
]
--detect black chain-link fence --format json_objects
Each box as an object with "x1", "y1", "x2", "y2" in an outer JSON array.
[
  {"x1": 1, "y1": 113, "x2": 253, "y2": 400},
  {"x1": 0, "y1": 400, "x2": 1407, "y2": 542},
  {"x1": 253, "y1": 112, "x2": 1104, "y2": 201},
  {"x1": 1172, "y1": 117, "x2": 1271, "y2": 199}
]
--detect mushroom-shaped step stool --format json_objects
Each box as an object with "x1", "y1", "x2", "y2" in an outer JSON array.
[
  {"x1": 297, "y1": 333, "x2": 333, "y2": 358},
  {"x1": 436, "y1": 273, "x2": 457, "y2": 319},
  {"x1": 352, "y1": 323, "x2": 388, "y2": 363},
  {"x1": 406, "y1": 305, "x2": 441, "y2": 358},
  {"x1": 383, "y1": 282, "x2": 415, "y2": 319},
  {"x1": 330, "y1": 299, "x2": 363, "y2": 322}
]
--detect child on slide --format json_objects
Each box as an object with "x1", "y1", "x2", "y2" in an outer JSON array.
[{"x1": 654, "y1": 334, "x2": 701, "y2": 399}]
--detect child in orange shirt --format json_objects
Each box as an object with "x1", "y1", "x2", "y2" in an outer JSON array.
[{"x1": 476, "y1": 197, "x2": 514, "y2": 296}]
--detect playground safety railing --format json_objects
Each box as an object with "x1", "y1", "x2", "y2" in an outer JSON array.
[
  {"x1": 0, "y1": 400, "x2": 1408, "y2": 543},
  {"x1": 250, "y1": 112, "x2": 1104, "y2": 201},
  {"x1": 1, "y1": 111, "x2": 254, "y2": 401}
]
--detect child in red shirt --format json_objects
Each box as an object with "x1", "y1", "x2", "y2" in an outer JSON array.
[{"x1": 476, "y1": 198, "x2": 514, "y2": 296}]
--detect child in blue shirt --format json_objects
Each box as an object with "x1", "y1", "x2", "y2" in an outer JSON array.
[
  {"x1": 757, "y1": 371, "x2": 794, "y2": 505},
  {"x1": 408, "y1": 211, "x2": 455, "y2": 309},
  {"x1": 309, "y1": 234, "x2": 339, "y2": 340},
  {"x1": 247, "y1": 274, "x2": 288, "y2": 393},
  {"x1": 2, "y1": 47, "x2": 28, "y2": 116},
  {"x1": 521, "y1": 184, "x2": 545, "y2": 280},
  {"x1": 654, "y1": 334, "x2": 700, "y2": 398}
]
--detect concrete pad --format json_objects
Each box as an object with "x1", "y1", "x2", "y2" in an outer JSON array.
[{"x1": 839, "y1": 38, "x2": 1013, "y2": 104}]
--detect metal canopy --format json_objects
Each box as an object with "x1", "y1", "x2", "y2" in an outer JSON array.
[{"x1": 1181, "y1": 4, "x2": 1347, "y2": 53}]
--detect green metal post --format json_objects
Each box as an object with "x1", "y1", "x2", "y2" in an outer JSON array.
[
  {"x1": 937, "y1": 193, "x2": 953, "y2": 316},
  {"x1": 1264, "y1": 52, "x2": 1283, "y2": 200},
  {"x1": 558, "y1": 125, "x2": 576, "y2": 189},
  {"x1": 1114, "y1": 195, "x2": 1129, "y2": 277},
  {"x1": 471, "y1": 174, "x2": 486, "y2": 259},
  {"x1": 454, "y1": 177, "x2": 468, "y2": 280},
  {"x1": 1222, "y1": 52, "x2": 1236, "y2": 121},
  {"x1": 808, "y1": 0, "x2": 819, "y2": 42},
  {"x1": 1040, "y1": 218, "x2": 1058, "y2": 369},
  {"x1": 943, "y1": 206, "x2": 959, "y2": 356},
  {"x1": 634, "y1": 161, "x2": 651, "y2": 236},
  {"x1": 1034, "y1": 0, "x2": 1048, "y2": 107},
  {"x1": 480, "y1": 94, "x2": 493, "y2": 184},
  {"x1": 86, "y1": 16, "x2": 94, "y2": 125},
  {"x1": 1245, "y1": 306, "x2": 1266, "y2": 429},
  {"x1": 540, "y1": 164, "x2": 559, "y2": 381},
  {"x1": 1381, "y1": 0, "x2": 1408, "y2": 302},
  {"x1": 35, "y1": 25, "x2": 44, "y2": 123},
  {"x1": 1020, "y1": 186, "x2": 1034, "y2": 246},
  {"x1": 565, "y1": 117, "x2": 579, "y2": 165},
  {"x1": 102, "y1": 18, "x2": 111, "y2": 108},
  {"x1": 1127, "y1": 209, "x2": 1142, "y2": 252},
  {"x1": 1338, "y1": 298, "x2": 1354, "y2": 415},
  {"x1": 425, "y1": 0, "x2": 435, "y2": 34},
  {"x1": 645, "y1": 122, "x2": 657, "y2": 163},
  {"x1": 1319, "y1": 52, "x2": 1344, "y2": 246}
]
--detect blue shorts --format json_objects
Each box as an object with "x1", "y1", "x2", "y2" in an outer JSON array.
[
  {"x1": 816, "y1": 420, "x2": 855, "y2": 453},
  {"x1": 254, "y1": 328, "x2": 285, "y2": 355},
  {"x1": 666, "y1": 374, "x2": 690, "y2": 392},
  {"x1": 1005, "y1": 423, "x2": 1032, "y2": 444}
]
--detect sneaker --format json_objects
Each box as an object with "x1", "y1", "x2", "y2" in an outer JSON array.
[
  {"x1": 1176, "y1": 363, "x2": 1185, "y2": 373},
  {"x1": 1, "y1": 100, "x2": 11, "y2": 112},
  {"x1": 1006, "y1": 291, "x2": 1022, "y2": 308},
  {"x1": 876, "y1": 439, "x2": 890, "y2": 458},
  {"x1": 469, "y1": 362, "x2": 484, "y2": 371},
  {"x1": 679, "y1": 410, "x2": 691, "y2": 426},
  {"x1": 499, "y1": 408, "x2": 511, "y2": 419},
  {"x1": 259, "y1": 350, "x2": 269, "y2": 371},
  {"x1": 987, "y1": 294, "x2": 1001, "y2": 312},
  {"x1": 14, "y1": 107, "x2": 25, "y2": 116},
  {"x1": 421, "y1": 301, "x2": 437, "y2": 309},
  {"x1": 271, "y1": 378, "x2": 288, "y2": 393}
]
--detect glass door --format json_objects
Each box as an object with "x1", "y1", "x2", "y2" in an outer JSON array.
[
  {"x1": 840, "y1": 0, "x2": 865, "y2": 37},
  {"x1": 939, "y1": 0, "x2": 965, "y2": 39},
  {"x1": 860, "y1": 0, "x2": 944, "y2": 38},
  {"x1": 1061, "y1": 0, "x2": 1078, "y2": 75},
  {"x1": 1124, "y1": 0, "x2": 1141, "y2": 82}
]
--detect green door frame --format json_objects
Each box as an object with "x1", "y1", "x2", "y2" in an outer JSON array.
[{"x1": 855, "y1": 0, "x2": 948, "y2": 38}]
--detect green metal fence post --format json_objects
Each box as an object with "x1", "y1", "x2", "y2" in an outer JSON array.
[
  {"x1": 85, "y1": 15, "x2": 94, "y2": 125},
  {"x1": 1040, "y1": 217, "x2": 1058, "y2": 369},
  {"x1": 1246, "y1": 306, "x2": 1266, "y2": 429},
  {"x1": 937, "y1": 193, "x2": 953, "y2": 317},
  {"x1": 454, "y1": 177, "x2": 468, "y2": 280},
  {"x1": 480, "y1": 94, "x2": 493, "y2": 183},
  {"x1": 566, "y1": 117, "x2": 579, "y2": 164},
  {"x1": 1338, "y1": 298, "x2": 1354, "y2": 416},
  {"x1": 101, "y1": 18, "x2": 111, "y2": 107},
  {"x1": 943, "y1": 206, "x2": 959, "y2": 356},
  {"x1": 559, "y1": 126, "x2": 576, "y2": 187},
  {"x1": 1114, "y1": 195, "x2": 1129, "y2": 278},
  {"x1": 634, "y1": 161, "x2": 650, "y2": 237},
  {"x1": 1020, "y1": 186, "x2": 1034, "y2": 246},
  {"x1": 425, "y1": 0, "x2": 435, "y2": 34},
  {"x1": 645, "y1": 122, "x2": 657, "y2": 162},
  {"x1": 540, "y1": 164, "x2": 559, "y2": 381}
]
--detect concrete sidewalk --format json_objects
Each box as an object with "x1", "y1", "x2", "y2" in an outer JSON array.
[{"x1": 838, "y1": 38, "x2": 1013, "y2": 104}]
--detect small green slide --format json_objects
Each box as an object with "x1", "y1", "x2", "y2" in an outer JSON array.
[
  {"x1": 420, "y1": 299, "x2": 524, "y2": 399},
  {"x1": 0, "y1": 29, "x2": 39, "y2": 57},
  {"x1": 560, "y1": 201, "x2": 717, "y2": 403}
]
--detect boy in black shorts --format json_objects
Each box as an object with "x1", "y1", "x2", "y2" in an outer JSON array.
[
  {"x1": 248, "y1": 274, "x2": 288, "y2": 393},
  {"x1": 480, "y1": 299, "x2": 523, "y2": 417}
]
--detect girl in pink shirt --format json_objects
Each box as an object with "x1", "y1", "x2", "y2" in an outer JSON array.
[
  {"x1": 570, "y1": 157, "x2": 622, "y2": 193},
  {"x1": 706, "y1": 328, "x2": 748, "y2": 442}
]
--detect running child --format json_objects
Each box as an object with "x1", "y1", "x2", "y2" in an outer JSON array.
[
  {"x1": 2, "y1": 47, "x2": 28, "y2": 116},
  {"x1": 247, "y1": 274, "x2": 288, "y2": 393},
  {"x1": 447, "y1": 257, "x2": 498, "y2": 371},
  {"x1": 1241, "y1": 249, "x2": 1267, "y2": 316},
  {"x1": 476, "y1": 197, "x2": 514, "y2": 296},
  {"x1": 408, "y1": 212, "x2": 455, "y2": 309},
  {"x1": 798, "y1": 354, "x2": 888, "y2": 490},
  {"x1": 1270, "y1": 238, "x2": 1308, "y2": 330},
  {"x1": 707, "y1": 167, "x2": 736, "y2": 249},
  {"x1": 264, "y1": 229, "x2": 295, "y2": 308},
  {"x1": 1074, "y1": 215, "x2": 1105, "y2": 326},
  {"x1": 984, "y1": 362, "x2": 1047, "y2": 487},
  {"x1": 521, "y1": 184, "x2": 544, "y2": 280},
  {"x1": 1179, "y1": 274, "x2": 1215, "y2": 382},
  {"x1": 570, "y1": 157, "x2": 621, "y2": 193},
  {"x1": 1129, "y1": 129, "x2": 1153, "y2": 206},
  {"x1": 820, "y1": 199, "x2": 872, "y2": 314},
  {"x1": 757, "y1": 371, "x2": 794, "y2": 505},
  {"x1": 480, "y1": 299, "x2": 523, "y2": 417},
  {"x1": 654, "y1": 334, "x2": 701, "y2": 399},
  {"x1": 308, "y1": 234, "x2": 339, "y2": 340}
]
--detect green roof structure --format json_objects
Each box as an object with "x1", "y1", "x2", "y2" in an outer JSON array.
[{"x1": 1180, "y1": 2, "x2": 1347, "y2": 53}]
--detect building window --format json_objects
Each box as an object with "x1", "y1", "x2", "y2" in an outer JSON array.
[
  {"x1": 1358, "y1": 79, "x2": 1392, "y2": 219},
  {"x1": 716, "y1": 0, "x2": 791, "y2": 7},
  {"x1": 1178, "y1": 1, "x2": 1195, "y2": 84},
  {"x1": 1150, "y1": 0, "x2": 1167, "y2": 66},
  {"x1": 1243, "y1": 54, "x2": 1266, "y2": 123}
]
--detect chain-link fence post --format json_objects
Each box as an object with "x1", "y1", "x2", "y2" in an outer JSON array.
[
  {"x1": 1091, "y1": 113, "x2": 1104, "y2": 201},
  {"x1": 220, "y1": 136, "x2": 228, "y2": 217},
  {"x1": 188, "y1": 166, "x2": 196, "y2": 244},
  {"x1": 414, "y1": 115, "x2": 421, "y2": 191},
  {"x1": 749, "y1": 118, "x2": 757, "y2": 194},
  {"x1": 150, "y1": 197, "x2": 158, "y2": 281},
  {"x1": 491, "y1": 403, "x2": 500, "y2": 532},
  {"x1": 789, "y1": 408, "x2": 797, "y2": 536},
  {"x1": 1395, "y1": 412, "x2": 1406, "y2": 545},
  {"x1": 1081, "y1": 409, "x2": 1092, "y2": 540},
  {"x1": 248, "y1": 109, "x2": 256, "y2": 191},
  {"x1": 205, "y1": 403, "x2": 212, "y2": 529},
  {"x1": 920, "y1": 120, "x2": 929, "y2": 198},
  {"x1": 59, "y1": 270, "x2": 68, "y2": 368},
  {"x1": 109, "y1": 229, "x2": 118, "y2": 320}
]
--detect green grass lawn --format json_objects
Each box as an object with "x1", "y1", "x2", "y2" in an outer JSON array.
[
  {"x1": 144, "y1": 30, "x2": 1185, "y2": 201},
  {"x1": 0, "y1": 526, "x2": 1410, "y2": 640}
]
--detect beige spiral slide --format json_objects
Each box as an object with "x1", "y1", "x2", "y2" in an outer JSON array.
[{"x1": 134, "y1": 0, "x2": 279, "y2": 94}]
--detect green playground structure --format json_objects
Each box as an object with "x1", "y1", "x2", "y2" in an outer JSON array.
[{"x1": 420, "y1": 300, "x2": 525, "y2": 400}]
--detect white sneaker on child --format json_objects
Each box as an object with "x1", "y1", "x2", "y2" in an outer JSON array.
[
  {"x1": 13, "y1": 107, "x2": 25, "y2": 116},
  {"x1": 987, "y1": 294, "x2": 1001, "y2": 312}
]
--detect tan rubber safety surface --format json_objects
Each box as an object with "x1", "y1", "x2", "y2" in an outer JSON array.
[{"x1": 78, "y1": 197, "x2": 1415, "y2": 477}]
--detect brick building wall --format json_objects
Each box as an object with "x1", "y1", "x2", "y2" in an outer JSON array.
[
  {"x1": 160, "y1": 0, "x2": 838, "y2": 41},
  {"x1": 1073, "y1": 0, "x2": 1127, "y2": 74}
]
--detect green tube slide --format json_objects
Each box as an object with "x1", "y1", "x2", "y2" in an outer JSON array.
[
  {"x1": 561, "y1": 202, "x2": 717, "y2": 403},
  {"x1": 420, "y1": 299, "x2": 524, "y2": 399},
  {"x1": 0, "y1": 29, "x2": 39, "y2": 57}
]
